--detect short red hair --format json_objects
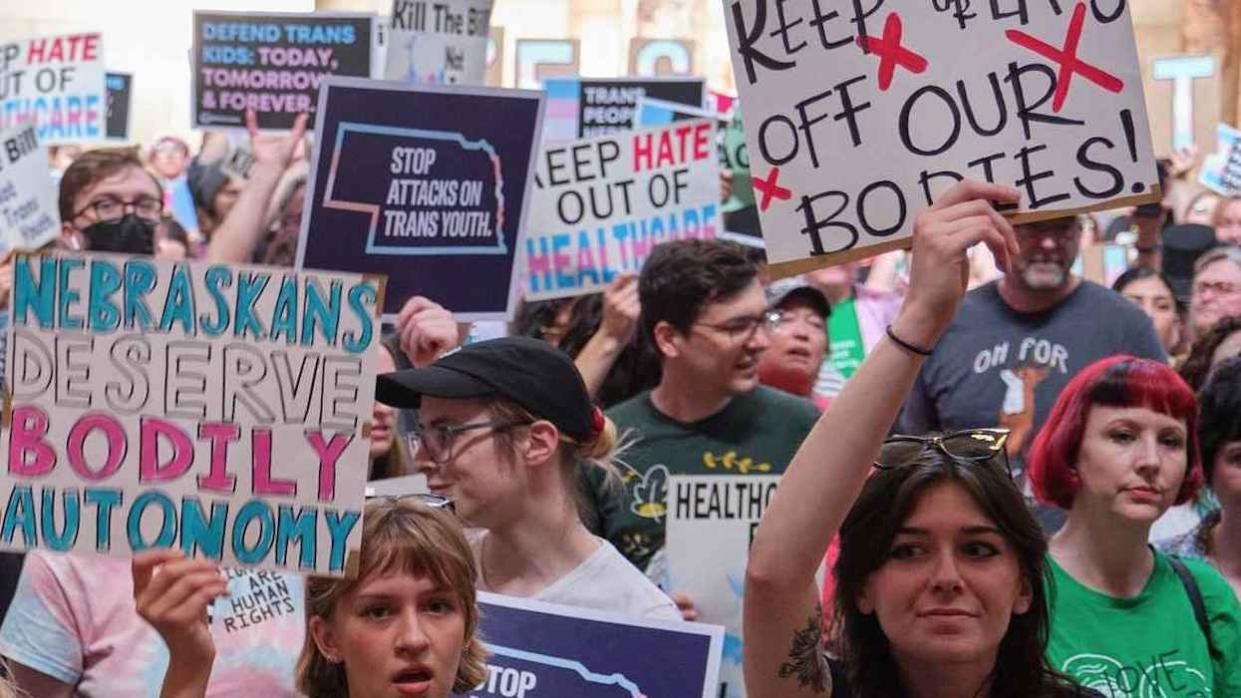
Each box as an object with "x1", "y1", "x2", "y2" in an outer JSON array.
[{"x1": 1028, "y1": 355, "x2": 1203, "y2": 510}]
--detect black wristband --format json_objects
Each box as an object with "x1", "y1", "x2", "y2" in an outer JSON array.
[{"x1": 886, "y1": 325, "x2": 934, "y2": 356}]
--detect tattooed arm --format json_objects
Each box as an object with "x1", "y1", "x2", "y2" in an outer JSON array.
[{"x1": 743, "y1": 180, "x2": 1021, "y2": 698}]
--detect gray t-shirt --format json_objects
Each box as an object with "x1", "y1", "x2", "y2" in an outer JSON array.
[{"x1": 897, "y1": 279, "x2": 1166, "y2": 465}]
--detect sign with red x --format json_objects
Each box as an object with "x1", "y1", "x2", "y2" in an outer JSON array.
[{"x1": 723, "y1": 0, "x2": 1157, "y2": 277}]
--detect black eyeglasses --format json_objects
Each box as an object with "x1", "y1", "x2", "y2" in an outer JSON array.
[
  {"x1": 73, "y1": 195, "x2": 164, "y2": 222},
  {"x1": 693, "y1": 311, "x2": 781, "y2": 342},
  {"x1": 875, "y1": 429, "x2": 1011, "y2": 475},
  {"x1": 365, "y1": 492, "x2": 455, "y2": 513},
  {"x1": 407, "y1": 419, "x2": 532, "y2": 465}
]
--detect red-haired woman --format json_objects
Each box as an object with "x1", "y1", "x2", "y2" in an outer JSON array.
[{"x1": 1028, "y1": 356, "x2": 1240, "y2": 695}]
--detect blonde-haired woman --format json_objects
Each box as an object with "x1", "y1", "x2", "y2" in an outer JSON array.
[
  {"x1": 377, "y1": 336, "x2": 680, "y2": 621},
  {"x1": 136, "y1": 497, "x2": 487, "y2": 698}
]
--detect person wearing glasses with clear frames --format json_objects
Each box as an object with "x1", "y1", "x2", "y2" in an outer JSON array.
[
  {"x1": 757, "y1": 277, "x2": 832, "y2": 411},
  {"x1": 375, "y1": 336, "x2": 681, "y2": 622},
  {"x1": 743, "y1": 179, "x2": 1104, "y2": 698},
  {"x1": 581, "y1": 239, "x2": 821, "y2": 622}
]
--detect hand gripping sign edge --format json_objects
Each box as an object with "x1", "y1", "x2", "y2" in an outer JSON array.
[{"x1": 323, "y1": 121, "x2": 508, "y2": 256}]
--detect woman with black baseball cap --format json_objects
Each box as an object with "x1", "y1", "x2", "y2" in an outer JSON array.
[{"x1": 376, "y1": 336, "x2": 681, "y2": 621}]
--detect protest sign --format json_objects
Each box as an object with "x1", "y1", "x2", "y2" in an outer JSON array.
[
  {"x1": 104, "y1": 72, "x2": 132, "y2": 141},
  {"x1": 542, "y1": 77, "x2": 706, "y2": 140},
  {"x1": 0, "y1": 33, "x2": 106, "y2": 144},
  {"x1": 456, "y1": 592, "x2": 724, "y2": 698},
  {"x1": 192, "y1": 11, "x2": 379, "y2": 130},
  {"x1": 1148, "y1": 55, "x2": 1217, "y2": 156},
  {"x1": 724, "y1": 0, "x2": 1160, "y2": 276},
  {"x1": 1, "y1": 254, "x2": 382, "y2": 576},
  {"x1": 514, "y1": 39, "x2": 580, "y2": 90},
  {"x1": 1077, "y1": 243, "x2": 1130, "y2": 287},
  {"x1": 665, "y1": 474, "x2": 779, "y2": 698},
  {"x1": 0, "y1": 124, "x2": 59, "y2": 253},
  {"x1": 298, "y1": 77, "x2": 545, "y2": 320},
  {"x1": 635, "y1": 96, "x2": 754, "y2": 212},
  {"x1": 1199, "y1": 123, "x2": 1241, "y2": 195},
  {"x1": 523, "y1": 119, "x2": 720, "y2": 301},
  {"x1": 628, "y1": 39, "x2": 695, "y2": 76},
  {"x1": 385, "y1": 0, "x2": 494, "y2": 86}
]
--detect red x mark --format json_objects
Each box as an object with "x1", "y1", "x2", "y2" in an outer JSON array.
[
  {"x1": 1005, "y1": 2, "x2": 1123, "y2": 113},
  {"x1": 856, "y1": 13, "x2": 928, "y2": 91},
  {"x1": 753, "y1": 167, "x2": 792, "y2": 212}
]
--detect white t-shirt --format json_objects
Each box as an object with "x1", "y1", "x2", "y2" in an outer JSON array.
[{"x1": 471, "y1": 531, "x2": 681, "y2": 622}]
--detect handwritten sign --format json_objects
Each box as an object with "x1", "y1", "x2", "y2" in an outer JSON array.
[
  {"x1": 384, "y1": 0, "x2": 494, "y2": 86},
  {"x1": 193, "y1": 11, "x2": 378, "y2": 130},
  {"x1": 724, "y1": 0, "x2": 1159, "y2": 275},
  {"x1": 665, "y1": 474, "x2": 779, "y2": 698},
  {"x1": 298, "y1": 77, "x2": 544, "y2": 320},
  {"x1": 0, "y1": 124, "x2": 59, "y2": 253},
  {"x1": 104, "y1": 72, "x2": 132, "y2": 141},
  {"x1": 543, "y1": 77, "x2": 706, "y2": 140},
  {"x1": 523, "y1": 119, "x2": 719, "y2": 301},
  {"x1": 635, "y1": 96, "x2": 753, "y2": 213},
  {"x1": 0, "y1": 33, "x2": 105, "y2": 144},
  {"x1": 456, "y1": 592, "x2": 724, "y2": 698},
  {"x1": 1, "y1": 254, "x2": 381, "y2": 576}
]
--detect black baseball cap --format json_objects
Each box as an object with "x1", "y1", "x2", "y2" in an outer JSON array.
[{"x1": 376, "y1": 336, "x2": 597, "y2": 443}]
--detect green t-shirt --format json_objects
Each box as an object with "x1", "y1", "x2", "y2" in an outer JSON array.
[
  {"x1": 583, "y1": 386, "x2": 819, "y2": 571},
  {"x1": 1046, "y1": 552, "x2": 1241, "y2": 697}
]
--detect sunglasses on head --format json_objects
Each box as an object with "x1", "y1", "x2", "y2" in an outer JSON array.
[
  {"x1": 365, "y1": 492, "x2": 455, "y2": 513},
  {"x1": 875, "y1": 428, "x2": 1011, "y2": 476}
]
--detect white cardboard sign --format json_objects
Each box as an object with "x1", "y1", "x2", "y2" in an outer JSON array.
[{"x1": 724, "y1": 0, "x2": 1158, "y2": 275}]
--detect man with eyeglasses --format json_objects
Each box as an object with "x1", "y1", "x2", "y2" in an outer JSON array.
[
  {"x1": 756, "y1": 276, "x2": 832, "y2": 410},
  {"x1": 580, "y1": 239, "x2": 820, "y2": 618},
  {"x1": 897, "y1": 215, "x2": 1165, "y2": 530},
  {"x1": 58, "y1": 147, "x2": 166, "y2": 255}
]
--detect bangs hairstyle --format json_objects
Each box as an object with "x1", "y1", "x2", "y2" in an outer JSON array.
[
  {"x1": 833, "y1": 449, "x2": 1077, "y2": 698},
  {"x1": 296, "y1": 499, "x2": 488, "y2": 697},
  {"x1": 1028, "y1": 355, "x2": 1203, "y2": 510}
]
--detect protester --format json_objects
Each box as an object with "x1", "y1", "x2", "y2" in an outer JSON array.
[
  {"x1": 805, "y1": 262, "x2": 903, "y2": 398},
  {"x1": 1160, "y1": 356, "x2": 1241, "y2": 599},
  {"x1": 1189, "y1": 245, "x2": 1241, "y2": 341},
  {"x1": 58, "y1": 146, "x2": 164, "y2": 255},
  {"x1": 897, "y1": 215, "x2": 1166, "y2": 496},
  {"x1": 1111, "y1": 267, "x2": 1184, "y2": 355},
  {"x1": 1184, "y1": 190, "x2": 1221, "y2": 226},
  {"x1": 154, "y1": 218, "x2": 191, "y2": 261},
  {"x1": 370, "y1": 340, "x2": 413, "y2": 482},
  {"x1": 756, "y1": 276, "x2": 832, "y2": 409},
  {"x1": 148, "y1": 135, "x2": 199, "y2": 233},
  {"x1": 260, "y1": 178, "x2": 307, "y2": 267},
  {"x1": 743, "y1": 179, "x2": 1091, "y2": 698},
  {"x1": 140, "y1": 498, "x2": 488, "y2": 698},
  {"x1": 1029, "y1": 356, "x2": 1240, "y2": 694},
  {"x1": 557, "y1": 275, "x2": 662, "y2": 407},
  {"x1": 377, "y1": 335, "x2": 680, "y2": 620},
  {"x1": 1180, "y1": 314, "x2": 1241, "y2": 390},
  {"x1": 1214, "y1": 196, "x2": 1241, "y2": 244},
  {"x1": 512, "y1": 297, "x2": 576, "y2": 345},
  {"x1": 187, "y1": 159, "x2": 242, "y2": 239},
  {"x1": 582, "y1": 239, "x2": 819, "y2": 620}
]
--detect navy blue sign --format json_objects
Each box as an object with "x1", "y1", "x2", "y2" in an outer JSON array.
[
  {"x1": 298, "y1": 77, "x2": 545, "y2": 319},
  {"x1": 457, "y1": 593, "x2": 723, "y2": 698}
]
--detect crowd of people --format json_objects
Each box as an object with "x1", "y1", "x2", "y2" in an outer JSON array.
[{"x1": 0, "y1": 37, "x2": 1237, "y2": 698}]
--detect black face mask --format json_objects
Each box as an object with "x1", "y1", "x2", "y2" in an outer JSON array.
[{"x1": 80, "y1": 214, "x2": 156, "y2": 255}]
